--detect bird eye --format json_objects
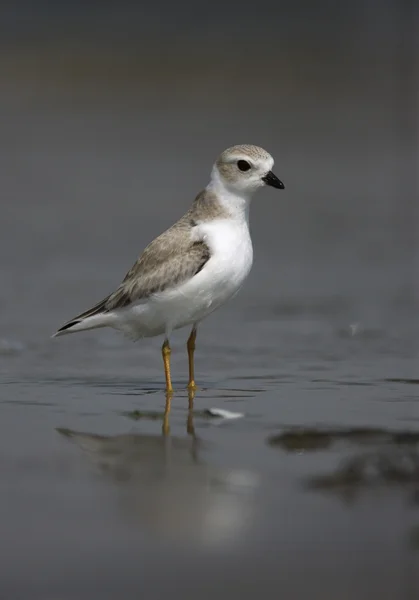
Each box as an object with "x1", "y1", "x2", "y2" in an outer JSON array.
[{"x1": 237, "y1": 160, "x2": 251, "y2": 172}]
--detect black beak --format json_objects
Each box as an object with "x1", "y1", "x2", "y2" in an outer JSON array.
[{"x1": 262, "y1": 171, "x2": 285, "y2": 189}]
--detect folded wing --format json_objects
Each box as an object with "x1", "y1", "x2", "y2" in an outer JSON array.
[{"x1": 53, "y1": 220, "x2": 210, "y2": 336}]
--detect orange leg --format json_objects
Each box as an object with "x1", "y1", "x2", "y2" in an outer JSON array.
[
  {"x1": 187, "y1": 327, "x2": 197, "y2": 390},
  {"x1": 162, "y1": 339, "x2": 174, "y2": 394}
]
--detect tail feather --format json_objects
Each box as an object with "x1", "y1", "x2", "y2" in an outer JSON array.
[{"x1": 53, "y1": 296, "x2": 111, "y2": 337}]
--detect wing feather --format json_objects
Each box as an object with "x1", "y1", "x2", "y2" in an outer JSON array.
[
  {"x1": 55, "y1": 187, "x2": 231, "y2": 333},
  {"x1": 105, "y1": 236, "x2": 210, "y2": 310},
  {"x1": 59, "y1": 219, "x2": 210, "y2": 329}
]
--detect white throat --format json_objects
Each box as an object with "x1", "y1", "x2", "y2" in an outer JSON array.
[{"x1": 206, "y1": 166, "x2": 252, "y2": 223}]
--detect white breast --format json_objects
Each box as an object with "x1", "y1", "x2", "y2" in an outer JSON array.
[
  {"x1": 160, "y1": 218, "x2": 253, "y2": 328},
  {"x1": 197, "y1": 218, "x2": 253, "y2": 302}
]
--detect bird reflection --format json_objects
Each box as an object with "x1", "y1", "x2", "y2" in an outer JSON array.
[
  {"x1": 160, "y1": 388, "x2": 195, "y2": 436},
  {"x1": 57, "y1": 389, "x2": 258, "y2": 545}
]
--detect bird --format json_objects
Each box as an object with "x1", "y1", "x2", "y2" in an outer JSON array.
[{"x1": 53, "y1": 144, "x2": 284, "y2": 394}]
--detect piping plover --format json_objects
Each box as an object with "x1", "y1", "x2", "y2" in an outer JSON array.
[{"x1": 53, "y1": 145, "x2": 284, "y2": 393}]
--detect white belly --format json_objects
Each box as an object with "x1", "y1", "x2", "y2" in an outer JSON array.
[{"x1": 114, "y1": 219, "x2": 253, "y2": 339}]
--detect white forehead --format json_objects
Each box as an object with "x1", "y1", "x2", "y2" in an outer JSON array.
[{"x1": 218, "y1": 144, "x2": 274, "y2": 168}]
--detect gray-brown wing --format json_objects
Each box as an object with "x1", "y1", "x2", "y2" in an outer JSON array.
[
  {"x1": 103, "y1": 188, "x2": 230, "y2": 311},
  {"x1": 56, "y1": 220, "x2": 210, "y2": 333},
  {"x1": 56, "y1": 226, "x2": 210, "y2": 332},
  {"x1": 105, "y1": 231, "x2": 210, "y2": 310}
]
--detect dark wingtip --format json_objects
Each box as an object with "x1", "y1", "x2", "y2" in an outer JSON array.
[
  {"x1": 58, "y1": 320, "x2": 80, "y2": 332},
  {"x1": 52, "y1": 320, "x2": 81, "y2": 337}
]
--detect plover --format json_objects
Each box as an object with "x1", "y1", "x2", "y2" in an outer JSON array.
[{"x1": 53, "y1": 145, "x2": 284, "y2": 393}]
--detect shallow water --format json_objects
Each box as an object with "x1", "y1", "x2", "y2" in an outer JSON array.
[{"x1": 1, "y1": 49, "x2": 418, "y2": 598}]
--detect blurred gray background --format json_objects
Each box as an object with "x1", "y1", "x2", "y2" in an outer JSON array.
[{"x1": 0, "y1": 1, "x2": 418, "y2": 599}]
